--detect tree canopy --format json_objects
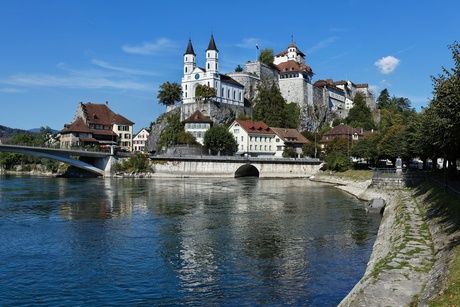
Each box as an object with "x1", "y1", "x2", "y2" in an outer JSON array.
[
  {"x1": 203, "y1": 125, "x2": 237, "y2": 155},
  {"x1": 156, "y1": 114, "x2": 196, "y2": 150},
  {"x1": 345, "y1": 92, "x2": 375, "y2": 130},
  {"x1": 195, "y1": 84, "x2": 216, "y2": 103},
  {"x1": 157, "y1": 82, "x2": 182, "y2": 106},
  {"x1": 258, "y1": 48, "x2": 274, "y2": 65}
]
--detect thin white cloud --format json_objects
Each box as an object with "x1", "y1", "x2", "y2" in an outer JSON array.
[
  {"x1": 307, "y1": 36, "x2": 338, "y2": 54},
  {"x1": 374, "y1": 56, "x2": 400, "y2": 74},
  {"x1": 3, "y1": 73, "x2": 151, "y2": 91},
  {"x1": 91, "y1": 59, "x2": 158, "y2": 76},
  {"x1": 0, "y1": 87, "x2": 25, "y2": 93},
  {"x1": 122, "y1": 38, "x2": 176, "y2": 55},
  {"x1": 235, "y1": 38, "x2": 262, "y2": 49}
]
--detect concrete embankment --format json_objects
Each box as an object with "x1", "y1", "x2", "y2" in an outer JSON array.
[{"x1": 312, "y1": 174, "x2": 438, "y2": 306}]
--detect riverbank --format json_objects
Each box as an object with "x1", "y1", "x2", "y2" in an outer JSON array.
[{"x1": 313, "y1": 171, "x2": 460, "y2": 306}]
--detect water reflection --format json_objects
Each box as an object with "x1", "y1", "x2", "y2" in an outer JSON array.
[{"x1": 0, "y1": 176, "x2": 381, "y2": 306}]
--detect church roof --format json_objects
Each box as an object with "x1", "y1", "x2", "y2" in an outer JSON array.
[
  {"x1": 220, "y1": 74, "x2": 244, "y2": 88},
  {"x1": 184, "y1": 39, "x2": 196, "y2": 56},
  {"x1": 183, "y1": 110, "x2": 213, "y2": 124},
  {"x1": 206, "y1": 34, "x2": 218, "y2": 52}
]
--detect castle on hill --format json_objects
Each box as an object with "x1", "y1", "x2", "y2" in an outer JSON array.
[{"x1": 179, "y1": 35, "x2": 376, "y2": 130}]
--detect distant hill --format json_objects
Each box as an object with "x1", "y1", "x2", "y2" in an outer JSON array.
[
  {"x1": 0, "y1": 125, "x2": 27, "y2": 138},
  {"x1": 28, "y1": 127, "x2": 59, "y2": 134}
]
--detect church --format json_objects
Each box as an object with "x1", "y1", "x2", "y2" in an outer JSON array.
[{"x1": 181, "y1": 35, "x2": 246, "y2": 121}]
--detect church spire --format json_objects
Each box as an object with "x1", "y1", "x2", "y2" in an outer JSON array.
[
  {"x1": 206, "y1": 34, "x2": 218, "y2": 52},
  {"x1": 184, "y1": 39, "x2": 196, "y2": 56}
]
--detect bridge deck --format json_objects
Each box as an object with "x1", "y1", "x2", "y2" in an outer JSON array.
[{"x1": 152, "y1": 154, "x2": 322, "y2": 164}]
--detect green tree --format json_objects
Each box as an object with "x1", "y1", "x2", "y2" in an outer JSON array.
[
  {"x1": 195, "y1": 84, "x2": 216, "y2": 103},
  {"x1": 351, "y1": 133, "x2": 380, "y2": 165},
  {"x1": 157, "y1": 82, "x2": 182, "y2": 106},
  {"x1": 346, "y1": 92, "x2": 375, "y2": 130},
  {"x1": 284, "y1": 103, "x2": 300, "y2": 129},
  {"x1": 258, "y1": 48, "x2": 274, "y2": 65},
  {"x1": 377, "y1": 88, "x2": 391, "y2": 109},
  {"x1": 156, "y1": 114, "x2": 196, "y2": 149},
  {"x1": 114, "y1": 152, "x2": 151, "y2": 173},
  {"x1": 203, "y1": 125, "x2": 237, "y2": 155},
  {"x1": 234, "y1": 65, "x2": 243, "y2": 72},
  {"x1": 282, "y1": 147, "x2": 297, "y2": 158},
  {"x1": 378, "y1": 124, "x2": 407, "y2": 163},
  {"x1": 253, "y1": 84, "x2": 287, "y2": 127}
]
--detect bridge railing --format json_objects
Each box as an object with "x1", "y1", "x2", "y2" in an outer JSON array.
[{"x1": 152, "y1": 154, "x2": 322, "y2": 163}]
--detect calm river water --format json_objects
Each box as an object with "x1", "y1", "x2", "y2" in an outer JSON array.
[{"x1": 0, "y1": 176, "x2": 381, "y2": 306}]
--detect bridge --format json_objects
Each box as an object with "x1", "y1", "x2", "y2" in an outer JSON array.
[
  {"x1": 151, "y1": 155, "x2": 323, "y2": 178},
  {"x1": 0, "y1": 144, "x2": 116, "y2": 176},
  {"x1": 0, "y1": 145, "x2": 323, "y2": 178}
]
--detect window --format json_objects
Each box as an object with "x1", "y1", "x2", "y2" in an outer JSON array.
[
  {"x1": 239, "y1": 92, "x2": 242, "y2": 101},
  {"x1": 276, "y1": 138, "x2": 280, "y2": 142},
  {"x1": 264, "y1": 145, "x2": 267, "y2": 150},
  {"x1": 234, "y1": 128, "x2": 239, "y2": 133},
  {"x1": 233, "y1": 91, "x2": 235, "y2": 99},
  {"x1": 185, "y1": 84, "x2": 187, "y2": 90},
  {"x1": 221, "y1": 88, "x2": 224, "y2": 97},
  {"x1": 241, "y1": 136, "x2": 243, "y2": 141},
  {"x1": 207, "y1": 63, "x2": 210, "y2": 70},
  {"x1": 185, "y1": 67, "x2": 187, "y2": 73},
  {"x1": 207, "y1": 52, "x2": 210, "y2": 57},
  {"x1": 124, "y1": 133, "x2": 130, "y2": 139},
  {"x1": 269, "y1": 145, "x2": 272, "y2": 150},
  {"x1": 228, "y1": 89, "x2": 230, "y2": 97},
  {"x1": 277, "y1": 146, "x2": 283, "y2": 151},
  {"x1": 250, "y1": 136, "x2": 253, "y2": 142},
  {"x1": 250, "y1": 145, "x2": 252, "y2": 150}
]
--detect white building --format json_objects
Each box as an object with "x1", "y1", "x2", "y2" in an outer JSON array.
[
  {"x1": 181, "y1": 35, "x2": 245, "y2": 120},
  {"x1": 270, "y1": 127, "x2": 309, "y2": 157},
  {"x1": 133, "y1": 128, "x2": 150, "y2": 152},
  {"x1": 183, "y1": 110, "x2": 213, "y2": 145},
  {"x1": 229, "y1": 119, "x2": 276, "y2": 156}
]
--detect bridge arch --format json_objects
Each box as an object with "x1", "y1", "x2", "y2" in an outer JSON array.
[{"x1": 234, "y1": 164, "x2": 259, "y2": 178}]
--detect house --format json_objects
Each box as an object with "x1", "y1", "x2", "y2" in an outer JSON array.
[
  {"x1": 133, "y1": 128, "x2": 150, "y2": 152},
  {"x1": 270, "y1": 127, "x2": 309, "y2": 157},
  {"x1": 183, "y1": 110, "x2": 213, "y2": 145},
  {"x1": 229, "y1": 119, "x2": 276, "y2": 156},
  {"x1": 60, "y1": 102, "x2": 134, "y2": 151},
  {"x1": 321, "y1": 124, "x2": 367, "y2": 144}
]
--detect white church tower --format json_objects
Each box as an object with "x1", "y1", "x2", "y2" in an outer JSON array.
[
  {"x1": 205, "y1": 34, "x2": 218, "y2": 73},
  {"x1": 184, "y1": 39, "x2": 196, "y2": 75}
]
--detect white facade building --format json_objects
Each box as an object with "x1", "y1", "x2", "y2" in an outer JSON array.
[
  {"x1": 181, "y1": 36, "x2": 245, "y2": 121},
  {"x1": 183, "y1": 110, "x2": 213, "y2": 145},
  {"x1": 133, "y1": 128, "x2": 150, "y2": 152},
  {"x1": 229, "y1": 120, "x2": 276, "y2": 156}
]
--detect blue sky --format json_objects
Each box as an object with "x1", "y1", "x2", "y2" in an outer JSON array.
[{"x1": 0, "y1": 0, "x2": 459, "y2": 131}]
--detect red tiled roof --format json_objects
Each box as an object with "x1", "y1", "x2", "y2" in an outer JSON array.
[
  {"x1": 313, "y1": 79, "x2": 344, "y2": 92},
  {"x1": 276, "y1": 60, "x2": 313, "y2": 74},
  {"x1": 82, "y1": 103, "x2": 134, "y2": 126},
  {"x1": 61, "y1": 117, "x2": 92, "y2": 134},
  {"x1": 182, "y1": 110, "x2": 213, "y2": 124},
  {"x1": 321, "y1": 124, "x2": 368, "y2": 142},
  {"x1": 234, "y1": 119, "x2": 274, "y2": 135},
  {"x1": 270, "y1": 127, "x2": 309, "y2": 144}
]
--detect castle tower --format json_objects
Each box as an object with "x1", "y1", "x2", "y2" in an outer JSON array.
[
  {"x1": 205, "y1": 34, "x2": 219, "y2": 73},
  {"x1": 184, "y1": 39, "x2": 196, "y2": 75}
]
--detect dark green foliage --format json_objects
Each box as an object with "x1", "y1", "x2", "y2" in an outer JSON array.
[
  {"x1": 324, "y1": 152, "x2": 349, "y2": 172},
  {"x1": 351, "y1": 133, "x2": 380, "y2": 164},
  {"x1": 345, "y1": 92, "x2": 375, "y2": 130},
  {"x1": 378, "y1": 124, "x2": 407, "y2": 162},
  {"x1": 323, "y1": 138, "x2": 350, "y2": 171},
  {"x1": 156, "y1": 114, "x2": 197, "y2": 150},
  {"x1": 234, "y1": 65, "x2": 243, "y2": 72},
  {"x1": 114, "y1": 153, "x2": 150, "y2": 173},
  {"x1": 284, "y1": 103, "x2": 300, "y2": 129},
  {"x1": 258, "y1": 48, "x2": 274, "y2": 65},
  {"x1": 282, "y1": 147, "x2": 297, "y2": 158},
  {"x1": 157, "y1": 82, "x2": 182, "y2": 106},
  {"x1": 301, "y1": 142, "x2": 317, "y2": 158},
  {"x1": 377, "y1": 88, "x2": 391, "y2": 109},
  {"x1": 195, "y1": 84, "x2": 216, "y2": 103},
  {"x1": 253, "y1": 84, "x2": 287, "y2": 127},
  {"x1": 203, "y1": 125, "x2": 237, "y2": 155}
]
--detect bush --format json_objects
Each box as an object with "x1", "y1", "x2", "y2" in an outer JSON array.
[
  {"x1": 282, "y1": 147, "x2": 297, "y2": 158},
  {"x1": 324, "y1": 152, "x2": 349, "y2": 172},
  {"x1": 113, "y1": 153, "x2": 151, "y2": 173}
]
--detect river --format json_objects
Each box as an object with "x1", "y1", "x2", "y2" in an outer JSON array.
[{"x1": 0, "y1": 176, "x2": 380, "y2": 306}]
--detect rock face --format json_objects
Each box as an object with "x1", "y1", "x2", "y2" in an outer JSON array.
[{"x1": 147, "y1": 108, "x2": 180, "y2": 153}]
